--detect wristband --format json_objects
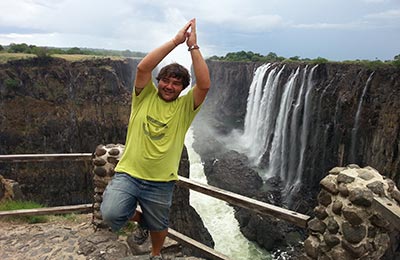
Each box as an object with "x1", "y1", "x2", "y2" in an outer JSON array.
[{"x1": 188, "y1": 44, "x2": 200, "y2": 51}]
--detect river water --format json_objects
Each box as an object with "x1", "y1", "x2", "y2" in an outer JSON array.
[{"x1": 185, "y1": 128, "x2": 271, "y2": 260}]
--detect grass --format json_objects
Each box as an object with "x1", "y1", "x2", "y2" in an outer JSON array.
[
  {"x1": 52, "y1": 54, "x2": 124, "y2": 61},
  {"x1": 0, "y1": 200, "x2": 87, "y2": 224},
  {"x1": 0, "y1": 53, "x2": 35, "y2": 63},
  {"x1": 0, "y1": 52, "x2": 125, "y2": 64},
  {"x1": 0, "y1": 200, "x2": 49, "y2": 223},
  {"x1": 116, "y1": 221, "x2": 137, "y2": 236}
]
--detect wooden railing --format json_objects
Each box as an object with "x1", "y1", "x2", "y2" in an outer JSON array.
[{"x1": 0, "y1": 153, "x2": 311, "y2": 260}]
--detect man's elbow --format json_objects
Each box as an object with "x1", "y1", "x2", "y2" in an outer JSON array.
[{"x1": 198, "y1": 78, "x2": 211, "y2": 91}]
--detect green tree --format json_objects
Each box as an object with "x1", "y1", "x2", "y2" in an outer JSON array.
[
  {"x1": 393, "y1": 54, "x2": 400, "y2": 67},
  {"x1": 9, "y1": 43, "x2": 30, "y2": 53},
  {"x1": 67, "y1": 47, "x2": 82, "y2": 54},
  {"x1": 32, "y1": 46, "x2": 50, "y2": 58},
  {"x1": 312, "y1": 57, "x2": 329, "y2": 64},
  {"x1": 289, "y1": 56, "x2": 301, "y2": 61},
  {"x1": 0, "y1": 44, "x2": 4, "y2": 51}
]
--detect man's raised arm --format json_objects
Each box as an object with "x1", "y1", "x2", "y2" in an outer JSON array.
[
  {"x1": 134, "y1": 21, "x2": 192, "y2": 95},
  {"x1": 186, "y1": 19, "x2": 211, "y2": 109}
]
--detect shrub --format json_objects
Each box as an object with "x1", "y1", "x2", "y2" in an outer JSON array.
[{"x1": 4, "y1": 78, "x2": 19, "y2": 89}]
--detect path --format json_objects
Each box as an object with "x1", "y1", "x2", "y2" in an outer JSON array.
[{"x1": 0, "y1": 214, "x2": 203, "y2": 260}]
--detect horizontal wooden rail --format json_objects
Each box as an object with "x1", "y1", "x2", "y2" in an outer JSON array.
[
  {"x1": 372, "y1": 197, "x2": 400, "y2": 231},
  {"x1": 177, "y1": 176, "x2": 311, "y2": 228},
  {"x1": 135, "y1": 207, "x2": 230, "y2": 260},
  {"x1": 0, "y1": 153, "x2": 92, "y2": 162},
  {"x1": 168, "y1": 228, "x2": 230, "y2": 260},
  {"x1": 0, "y1": 203, "x2": 93, "y2": 217},
  {"x1": 0, "y1": 153, "x2": 311, "y2": 228}
]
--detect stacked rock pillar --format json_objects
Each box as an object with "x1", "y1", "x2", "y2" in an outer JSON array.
[
  {"x1": 304, "y1": 165, "x2": 400, "y2": 259},
  {"x1": 92, "y1": 144, "x2": 125, "y2": 228}
]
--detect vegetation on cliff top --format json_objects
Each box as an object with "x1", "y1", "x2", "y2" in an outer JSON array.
[
  {"x1": 209, "y1": 50, "x2": 400, "y2": 68},
  {"x1": 1, "y1": 43, "x2": 399, "y2": 68},
  {"x1": 0, "y1": 43, "x2": 146, "y2": 63}
]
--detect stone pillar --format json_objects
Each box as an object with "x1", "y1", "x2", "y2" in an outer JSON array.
[
  {"x1": 92, "y1": 143, "x2": 125, "y2": 228},
  {"x1": 304, "y1": 164, "x2": 400, "y2": 259}
]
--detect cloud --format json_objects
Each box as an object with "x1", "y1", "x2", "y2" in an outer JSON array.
[
  {"x1": 364, "y1": 9, "x2": 400, "y2": 19},
  {"x1": 292, "y1": 22, "x2": 361, "y2": 30},
  {"x1": 361, "y1": 0, "x2": 386, "y2": 3},
  {"x1": 0, "y1": 0, "x2": 399, "y2": 61}
]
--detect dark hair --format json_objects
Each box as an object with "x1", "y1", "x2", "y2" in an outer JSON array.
[{"x1": 156, "y1": 63, "x2": 190, "y2": 89}]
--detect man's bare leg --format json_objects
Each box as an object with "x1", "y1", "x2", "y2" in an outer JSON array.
[
  {"x1": 131, "y1": 210, "x2": 142, "y2": 222},
  {"x1": 150, "y1": 229, "x2": 168, "y2": 256}
]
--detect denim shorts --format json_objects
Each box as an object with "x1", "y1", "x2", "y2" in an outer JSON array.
[{"x1": 100, "y1": 173, "x2": 175, "y2": 232}]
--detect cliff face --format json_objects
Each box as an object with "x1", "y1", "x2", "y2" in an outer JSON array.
[
  {"x1": 0, "y1": 57, "x2": 138, "y2": 205},
  {"x1": 1, "y1": 57, "x2": 399, "y2": 208},
  {"x1": 192, "y1": 61, "x2": 400, "y2": 253},
  {"x1": 0, "y1": 57, "x2": 138, "y2": 154},
  {"x1": 195, "y1": 60, "x2": 400, "y2": 194}
]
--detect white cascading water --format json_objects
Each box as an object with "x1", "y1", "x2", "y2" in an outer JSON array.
[
  {"x1": 231, "y1": 64, "x2": 318, "y2": 193},
  {"x1": 268, "y1": 67, "x2": 301, "y2": 184},
  {"x1": 293, "y1": 65, "x2": 318, "y2": 188},
  {"x1": 241, "y1": 63, "x2": 272, "y2": 158},
  {"x1": 349, "y1": 72, "x2": 374, "y2": 163},
  {"x1": 185, "y1": 128, "x2": 271, "y2": 260}
]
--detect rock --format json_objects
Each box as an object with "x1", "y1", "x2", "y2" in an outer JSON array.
[
  {"x1": 337, "y1": 183, "x2": 349, "y2": 197},
  {"x1": 205, "y1": 150, "x2": 263, "y2": 197},
  {"x1": 369, "y1": 214, "x2": 390, "y2": 229},
  {"x1": 341, "y1": 222, "x2": 366, "y2": 244},
  {"x1": 366, "y1": 181, "x2": 385, "y2": 196},
  {"x1": 357, "y1": 169, "x2": 375, "y2": 181},
  {"x1": 326, "y1": 217, "x2": 339, "y2": 234},
  {"x1": 341, "y1": 240, "x2": 368, "y2": 258},
  {"x1": 320, "y1": 175, "x2": 339, "y2": 195},
  {"x1": 337, "y1": 173, "x2": 355, "y2": 184},
  {"x1": 317, "y1": 190, "x2": 332, "y2": 207},
  {"x1": 304, "y1": 236, "x2": 320, "y2": 259},
  {"x1": 331, "y1": 200, "x2": 343, "y2": 215},
  {"x1": 314, "y1": 206, "x2": 328, "y2": 220},
  {"x1": 342, "y1": 207, "x2": 363, "y2": 226},
  {"x1": 323, "y1": 233, "x2": 340, "y2": 248},
  {"x1": 308, "y1": 219, "x2": 326, "y2": 234},
  {"x1": 348, "y1": 188, "x2": 374, "y2": 207}
]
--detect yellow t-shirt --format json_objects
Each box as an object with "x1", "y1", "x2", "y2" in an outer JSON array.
[{"x1": 115, "y1": 80, "x2": 201, "y2": 181}]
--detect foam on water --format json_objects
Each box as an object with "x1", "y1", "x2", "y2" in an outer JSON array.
[{"x1": 185, "y1": 128, "x2": 271, "y2": 260}]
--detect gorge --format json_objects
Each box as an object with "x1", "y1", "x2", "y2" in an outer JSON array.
[{"x1": 0, "y1": 57, "x2": 399, "y2": 257}]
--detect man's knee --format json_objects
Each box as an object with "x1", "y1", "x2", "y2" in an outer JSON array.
[{"x1": 100, "y1": 201, "x2": 124, "y2": 231}]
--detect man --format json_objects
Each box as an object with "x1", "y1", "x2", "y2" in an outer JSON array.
[{"x1": 100, "y1": 18, "x2": 210, "y2": 260}]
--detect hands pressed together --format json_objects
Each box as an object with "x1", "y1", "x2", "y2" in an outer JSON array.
[{"x1": 173, "y1": 18, "x2": 197, "y2": 49}]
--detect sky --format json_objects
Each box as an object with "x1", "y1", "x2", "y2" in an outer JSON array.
[{"x1": 0, "y1": 0, "x2": 399, "y2": 64}]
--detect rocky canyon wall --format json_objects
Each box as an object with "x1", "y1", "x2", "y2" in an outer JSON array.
[
  {"x1": 1, "y1": 57, "x2": 399, "y2": 211},
  {"x1": 194, "y1": 61, "x2": 400, "y2": 196},
  {"x1": 0, "y1": 57, "x2": 138, "y2": 205}
]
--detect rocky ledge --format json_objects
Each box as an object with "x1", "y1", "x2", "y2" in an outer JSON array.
[{"x1": 0, "y1": 214, "x2": 205, "y2": 260}]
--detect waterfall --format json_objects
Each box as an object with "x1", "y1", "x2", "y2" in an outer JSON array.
[
  {"x1": 349, "y1": 72, "x2": 374, "y2": 163},
  {"x1": 294, "y1": 65, "x2": 318, "y2": 188},
  {"x1": 241, "y1": 63, "x2": 272, "y2": 155},
  {"x1": 233, "y1": 64, "x2": 318, "y2": 193},
  {"x1": 267, "y1": 68, "x2": 300, "y2": 181}
]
